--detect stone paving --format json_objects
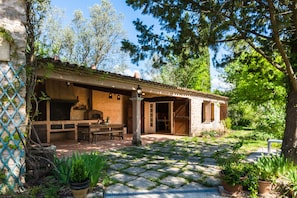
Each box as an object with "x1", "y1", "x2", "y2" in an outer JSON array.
[{"x1": 103, "y1": 138, "x2": 238, "y2": 197}]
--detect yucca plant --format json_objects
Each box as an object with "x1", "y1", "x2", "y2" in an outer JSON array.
[
  {"x1": 80, "y1": 152, "x2": 106, "y2": 187},
  {"x1": 52, "y1": 156, "x2": 72, "y2": 185},
  {"x1": 256, "y1": 154, "x2": 277, "y2": 182},
  {"x1": 70, "y1": 157, "x2": 88, "y2": 183},
  {"x1": 286, "y1": 169, "x2": 297, "y2": 197}
]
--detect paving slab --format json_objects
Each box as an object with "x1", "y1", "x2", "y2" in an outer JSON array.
[
  {"x1": 160, "y1": 176, "x2": 188, "y2": 188},
  {"x1": 126, "y1": 177, "x2": 156, "y2": 190},
  {"x1": 111, "y1": 173, "x2": 137, "y2": 183},
  {"x1": 139, "y1": 170, "x2": 164, "y2": 179},
  {"x1": 124, "y1": 167, "x2": 147, "y2": 175},
  {"x1": 179, "y1": 170, "x2": 202, "y2": 181},
  {"x1": 105, "y1": 183, "x2": 136, "y2": 193}
]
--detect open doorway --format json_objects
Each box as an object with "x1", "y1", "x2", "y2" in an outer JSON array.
[{"x1": 156, "y1": 102, "x2": 170, "y2": 133}]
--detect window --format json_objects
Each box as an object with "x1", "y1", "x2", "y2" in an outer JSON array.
[
  {"x1": 220, "y1": 103, "x2": 228, "y2": 120},
  {"x1": 202, "y1": 101, "x2": 212, "y2": 123},
  {"x1": 211, "y1": 103, "x2": 215, "y2": 122},
  {"x1": 149, "y1": 103, "x2": 154, "y2": 127}
]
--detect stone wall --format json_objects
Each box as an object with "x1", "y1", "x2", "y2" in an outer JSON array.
[
  {"x1": 0, "y1": 0, "x2": 27, "y2": 193},
  {"x1": 190, "y1": 97, "x2": 226, "y2": 136}
]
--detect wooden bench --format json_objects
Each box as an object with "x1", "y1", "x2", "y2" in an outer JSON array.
[{"x1": 89, "y1": 124, "x2": 125, "y2": 143}]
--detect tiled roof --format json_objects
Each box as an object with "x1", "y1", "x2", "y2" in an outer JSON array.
[{"x1": 38, "y1": 57, "x2": 228, "y2": 101}]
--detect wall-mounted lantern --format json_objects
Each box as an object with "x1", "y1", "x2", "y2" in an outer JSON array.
[
  {"x1": 109, "y1": 93, "x2": 112, "y2": 99},
  {"x1": 136, "y1": 85, "x2": 142, "y2": 98}
]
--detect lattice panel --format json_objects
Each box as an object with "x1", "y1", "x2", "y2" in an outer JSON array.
[{"x1": 0, "y1": 62, "x2": 26, "y2": 193}]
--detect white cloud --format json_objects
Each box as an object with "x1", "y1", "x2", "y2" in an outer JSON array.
[{"x1": 211, "y1": 77, "x2": 233, "y2": 91}]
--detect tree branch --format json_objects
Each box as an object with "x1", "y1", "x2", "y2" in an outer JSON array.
[
  {"x1": 246, "y1": 39, "x2": 286, "y2": 73},
  {"x1": 267, "y1": 0, "x2": 297, "y2": 91}
]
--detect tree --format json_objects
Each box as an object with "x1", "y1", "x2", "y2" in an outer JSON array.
[
  {"x1": 40, "y1": 0, "x2": 128, "y2": 72},
  {"x1": 160, "y1": 52, "x2": 211, "y2": 92},
  {"x1": 223, "y1": 48, "x2": 286, "y2": 136},
  {"x1": 123, "y1": 0, "x2": 297, "y2": 163},
  {"x1": 26, "y1": 0, "x2": 50, "y2": 115}
]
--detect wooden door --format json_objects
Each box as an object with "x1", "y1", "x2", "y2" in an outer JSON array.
[{"x1": 173, "y1": 99, "x2": 189, "y2": 135}]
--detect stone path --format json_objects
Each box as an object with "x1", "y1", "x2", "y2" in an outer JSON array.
[{"x1": 102, "y1": 138, "x2": 251, "y2": 197}]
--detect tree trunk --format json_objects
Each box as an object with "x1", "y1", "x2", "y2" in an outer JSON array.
[{"x1": 282, "y1": 87, "x2": 297, "y2": 164}]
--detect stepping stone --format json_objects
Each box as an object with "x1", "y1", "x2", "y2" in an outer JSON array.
[
  {"x1": 126, "y1": 177, "x2": 156, "y2": 190},
  {"x1": 160, "y1": 176, "x2": 188, "y2": 188},
  {"x1": 111, "y1": 173, "x2": 137, "y2": 183},
  {"x1": 151, "y1": 184, "x2": 172, "y2": 191},
  {"x1": 139, "y1": 170, "x2": 164, "y2": 179},
  {"x1": 180, "y1": 170, "x2": 202, "y2": 181},
  {"x1": 201, "y1": 166, "x2": 220, "y2": 176},
  {"x1": 201, "y1": 158, "x2": 217, "y2": 166},
  {"x1": 158, "y1": 167, "x2": 182, "y2": 175},
  {"x1": 129, "y1": 159, "x2": 147, "y2": 166},
  {"x1": 203, "y1": 175, "x2": 221, "y2": 186},
  {"x1": 187, "y1": 156, "x2": 201, "y2": 162},
  {"x1": 123, "y1": 167, "x2": 147, "y2": 175},
  {"x1": 110, "y1": 163, "x2": 128, "y2": 170},
  {"x1": 184, "y1": 163, "x2": 202, "y2": 171},
  {"x1": 105, "y1": 183, "x2": 135, "y2": 193},
  {"x1": 143, "y1": 163, "x2": 164, "y2": 170}
]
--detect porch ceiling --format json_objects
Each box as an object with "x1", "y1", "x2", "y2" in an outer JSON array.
[{"x1": 74, "y1": 83, "x2": 132, "y2": 96}]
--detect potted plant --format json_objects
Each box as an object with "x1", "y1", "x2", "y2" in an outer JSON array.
[
  {"x1": 220, "y1": 162, "x2": 245, "y2": 193},
  {"x1": 214, "y1": 141, "x2": 246, "y2": 194},
  {"x1": 256, "y1": 155, "x2": 277, "y2": 195},
  {"x1": 69, "y1": 154, "x2": 90, "y2": 198},
  {"x1": 242, "y1": 163, "x2": 259, "y2": 198}
]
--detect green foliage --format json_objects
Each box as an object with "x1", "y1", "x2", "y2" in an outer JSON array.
[
  {"x1": 0, "y1": 27, "x2": 14, "y2": 44},
  {"x1": 286, "y1": 169, "x2": 297, "y2": 197},
  {"x1": 53, "y1": 152, "x2": 106, "y2": 187},
  {"x1": 53, "y1": 156, "x2": 72, "y2": 185},
  {"x1": 0, "y1": 169, "x2": 5, "y2": 183},
  {"x1": 213, "y1": 140, "x2": 245, "y2": 167},
  {"x1": 78, "y1": 152, "x2": 107, "y2": 187},
  {"x1": 256, "y1": 154, "x2": 279, "y2": 182},
  {"x1": 242, "y1": 163, "x2": 259, "y2": 198},
  {"x1": 223, "y1": 117, "x2": 232, "y2": 129},
  {"x1": 214, "y1": 141, "x2": 247, "y2": 186},
  {"x1": 227, "y1": 101, "x2": 284, "y2": 138},
  {"x1": 40, "y1": 0, "x2": 127, "y2": 71},
  {"x1": 70, "y1": 154, "x2": 88, "y2": 183},
  {"x1": 224, "y1": 50, "x2": 287, "y2": 105},
  {"x1": 157, "y1": 49, "x2": 211, "y2": 92}
]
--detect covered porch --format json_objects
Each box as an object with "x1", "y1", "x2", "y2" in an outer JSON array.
[{"x1": 31, "y1": 58, "x2": 228, "y2": 145}]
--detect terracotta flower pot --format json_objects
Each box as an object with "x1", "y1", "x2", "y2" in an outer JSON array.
[
  {"x1": 221, "y1": 179, "x2": 243, "y2": 193},
  {"x1": 258, "y1": 180, "x2": 271, "y2": 195}
]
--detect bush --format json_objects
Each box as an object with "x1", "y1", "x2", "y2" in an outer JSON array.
[
  {"x1": 223, "y1": 117, "x2": 232, "y2": 129},
  {"x1": 53, "y1": 152, "x2": 106, "y2": 187},
  {"x1": 70, "y1": 156, "x2": 88, "y2": 183}
]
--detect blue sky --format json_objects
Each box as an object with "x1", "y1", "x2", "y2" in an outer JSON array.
[
  {"x1": 50, "y1": 0, "x2": 158, "y2": 44},
  {"x1": 50, "y1": 0, "x2": 227, "y2": 90}
]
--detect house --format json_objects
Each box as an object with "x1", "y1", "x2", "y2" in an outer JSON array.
[{"x1": 32, "y1": 58, "x2": 228, "y2": 143}]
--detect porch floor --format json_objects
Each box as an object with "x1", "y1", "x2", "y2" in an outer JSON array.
[{"x1": 53, "y1": 134, "x2": 186, "y2": 157}]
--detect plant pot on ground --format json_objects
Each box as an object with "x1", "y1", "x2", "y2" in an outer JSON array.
[
  {"x1": 220, "y1": 162, "x2": 245, "y2": 194},
  {"x1": 69, "y1": 154, "x2": 90, "y2": 198},
  {"x1": 214, "y1": 141, "x2": 246, "y2": 194},
  {"x1": 256, "y1": 154, "x2": 277, "y2": 195}
]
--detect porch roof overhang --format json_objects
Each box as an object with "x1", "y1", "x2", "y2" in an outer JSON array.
[{"x1": 36, "y1": 58, "x2": 228, "y2": 103}]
